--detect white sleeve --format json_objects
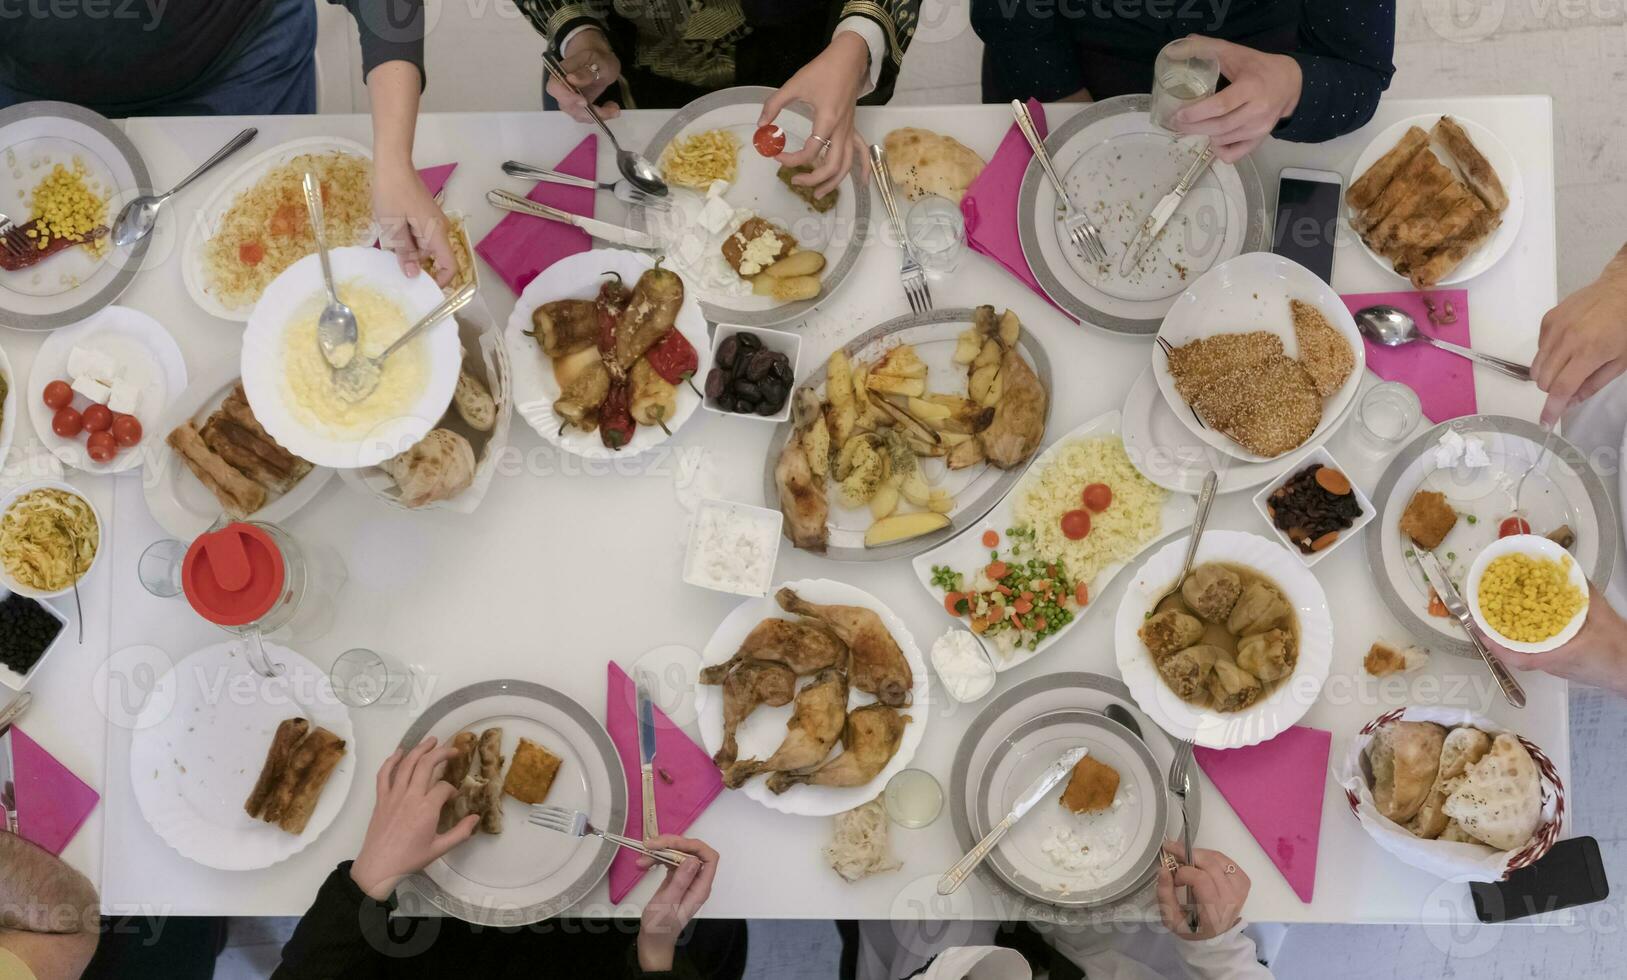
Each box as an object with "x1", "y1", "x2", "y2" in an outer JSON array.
[
  {"x1": 558, "y1": 23, "x2": 602, "y2": 56},
  {"x1": 1170, "y1": 922, "x2": 1274, "y2": 980},
  {"x1": 834, "y1": 15, "x2": 885, "y2": 98}
]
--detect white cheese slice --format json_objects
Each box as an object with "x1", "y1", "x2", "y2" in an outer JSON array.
[
  {"x1": 698, "y1": 196, "x2": 734, "y2": 235},
  {"x1": 705, "y1": 179, "x2": 730, "y2": 199},
  {"x1": 66, "y1": 345, "x2": 98, "y2": 380},
  {"x1": 71, "y1": 376, "x2": 111, "y2": 405},
  {"x1": 107, "y1": 380, "x2": 140, "y2": 415}
]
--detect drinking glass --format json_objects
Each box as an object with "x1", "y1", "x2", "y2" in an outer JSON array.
[
  {"x1": 1354, "y1": 381, "x2": 1422, "y2": 454},
  {"x1": 1150, "y1": 39, "x2": 1221, "y2": 132},
  {"x1": 884, "y1": 768, "x2": 944, "y2": 828},
  {"x1": 331, "y1": 648, "x2": 396, "y2": 708},
  {"x1": 905, "y1": 195, "x2": 966, "y2": 276},
  {"x1": 137, "y1": 539, "x2": 187, "y2": 598}
]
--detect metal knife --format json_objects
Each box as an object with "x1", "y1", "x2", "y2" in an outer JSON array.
[
  {"x1": 1416, "y1": 551, "x2": 1526, "y2": 707},
  {"x1": 485, "y1": 189, "x2": 656, "y2": 249},
  {"x1": 0, "y1": 728, "x2": 17, "y2": 835},
  {"x1": 1120, "y1": 143, "x2": 1215, "y2": 277},
  {"x1": 938, "y1": 746, "x2": 1088, "y2": 895},
  {"x1": 635, "y1": 671, "x2": 660, "y2": 838}
]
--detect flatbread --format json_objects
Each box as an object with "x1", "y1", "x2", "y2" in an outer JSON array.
[
  {"x1": 882, "y1": 128, "x2": 986, "y2": 203},
  {"x1": 1407, "y1": 727, "x2": 1492, "y2": 840},
  {"x1": 1367, "y1": 721, "x2": 1446, "y2": 823},
  {"x1": 1442, "y1": 733, "x2": 1542, "y2": 850}
]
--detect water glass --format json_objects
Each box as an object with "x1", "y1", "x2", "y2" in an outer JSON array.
[
  {"x1": 1150, "y1": 39, "x2": 1221, "y2": 131},
  {"x1": 884, "y1": 768, "x2": 944, "y2": 828},
  {"x1": 904, "y1": 195, "x2": 966, "y2": 276},
  {"x1": 1354, "y1": 381, "x2": 1423, "y2": 453},
  {"x1": 331, "y1": 648, "x2": 396, "y2": 708},
  {"x1": 137, "y1": 539, "x2": 187, "y2": 598}
]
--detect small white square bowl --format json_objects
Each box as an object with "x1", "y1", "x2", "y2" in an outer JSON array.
[
  {"x1": 682, "y1": 498, "x2": 784, "y2": 598},
  {"x1": 0, "y1": 590, "x2": 71, "y2": 692},
  {"x1": 1253, "y1": 445, "x2": 1375, "y2": 568},
  {"x1": 701, "y1": 324, "x2": 803, "y2": 424}
]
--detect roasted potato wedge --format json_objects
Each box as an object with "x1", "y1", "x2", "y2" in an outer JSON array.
[
  {"x1": 952, "y1": 330, "x2": 983, "y2": 365},
  {"x1": 865, "y1": 511, "x2": 950, "y2": 547},
  {"x1": 763, "y1": 250, "x2": 826, "y2": 279},
  {"x1": 970, "y1": 363, "x2": 1003, "y2": 406},
  {"x1": 804, "y1": 415, "x2": 831, "y2": 479},
  {"x1": 867, "y1": 373, "x2": 926, "y2": 398},
  {"x1": 997, "y1": 309, "x2": 1021, "y2": 347},
  {"x1": 869, "y1": 474, "x2": 901, "y2": 520},
  {"x1": 753, "y1": 275, "x2": 822, "y2": 302},
  {"x1": 872, "y1": 344, "x2": 928, "y2": 379}
]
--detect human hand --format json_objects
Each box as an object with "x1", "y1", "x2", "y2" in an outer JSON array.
[
  {"x1": 635, "y1": 835, "x2": 719, "y2": 972},
  {"x1": 1156, "y1": 842, "x2": 1250, "y2": 940},
  {"x1": 373, "y1": 157, "x2": 456, "y2": 285},
  {"x1": 549, "y1": 28, "x2": 622, "y2": 123},
  {"x1": 759, "y1": 31, "x2": 871, "y2": 198},
  {"x1": 349, "y1": 736, "x2": 478, "y2": 902},
  {"x1": 1485, "y1": 584, "x2": 1627, "y2": 697},
  {"x1": 1171, "y1": 37, "x2": 1303, "y2": 163},
  {"x1": 1532, "y1": 251, "x2": 1627, "y2": 424}
]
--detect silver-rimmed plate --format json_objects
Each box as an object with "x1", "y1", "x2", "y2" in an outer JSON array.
[
  {"x1": 950, "y1": 671, "x2": 1197, "y2": 924},
  {"x1": 1018, "y1": 95, "x2": 1266, "y2": 336},
  {"x1": 632, "y1": 86, "x2": 869, "y2": 328},
  {"x1": 0, "y1": 101, "x2": 152, "y2": 331},
  {"x1": 1368, "y1": 415, "x2": 1616, "y2": 658},
  {"x1": 760, "y1": 307, "x2": 1052, "y2": 562},
  {"x1": 398, "y1": 679, "x2": 625, "y2": 926}
]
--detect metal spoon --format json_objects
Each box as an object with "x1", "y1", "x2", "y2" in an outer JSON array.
[
  {"x1": 1354, "y1": 304, "x2": 1532, "y2": 382},
  {"x1": 332, "y1": 283, "x2": 475, "y2": 403},
  {"x1": 500, "y1": 160, "x2": 671, "y2": 212},
  {"x1": 112, "y1": 127, "x2": 257, "y2": 247},
  {"x1": 1150, "y1": 471, "x2": 1219, "y2": 612},
  {"x1": 302, "y1": 170, "x2": 358, "y2": 370},
  {"x1": 540, "y1": 52, "x2": 667, "y2": 197},
  {"x1": 1104, "y1": 703, "x2": 1143, "y2": 740}
]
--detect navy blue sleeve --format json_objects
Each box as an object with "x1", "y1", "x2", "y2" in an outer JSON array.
[{"x1": 1274, "y1": 0, "x2": 1396, "y2": 143}]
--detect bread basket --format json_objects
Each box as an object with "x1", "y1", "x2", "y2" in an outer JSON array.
[{"x1": 1335, "y1": 706, "x2": 1564, "y2": 882}]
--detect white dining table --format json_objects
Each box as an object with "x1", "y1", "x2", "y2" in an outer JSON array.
[{"x1": 6, "y1": 94, "x2": 1572, "y2": 926}]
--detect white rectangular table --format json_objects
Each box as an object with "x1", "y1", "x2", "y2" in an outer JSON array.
[{"x1": 10, "y1": 96, "x2": 1567, "y2": 923}]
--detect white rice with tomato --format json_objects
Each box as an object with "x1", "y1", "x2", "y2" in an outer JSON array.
[{"x1": 1012, "y1": 437, "x2": 1166, "y2": 585}]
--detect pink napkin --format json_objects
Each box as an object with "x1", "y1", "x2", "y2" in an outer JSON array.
[
  {"x1": 1193, "y1": 725, "x2": 1330, "y2": 903},
  {"x1": 419, "y1": 163, "x2": 457, "y2": 200},
  {"x1": 475, "y1": 135, "x2": 597, "y2": 294},
  {"x1": 1343, "y1": 290, "x2": 1475, "y2": 423},
  {"x1": 603, "y1": 662, "x2": 723, "y2": 903},
  {"x1": 960, "y1": 99, "x2": 1067, "y2": 316},
  {"x1": 2, "y1": 727, "x2": 99, "y2": 856}
]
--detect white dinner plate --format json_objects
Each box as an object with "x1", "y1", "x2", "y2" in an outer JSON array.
[
  {"x1": 398, "y1": 679, "x2": 624, "y2": 926},
  {"x1": 241, "y1": 246, "x2": 457, "y2": 469},
  {"x1": 1348, "y1": 113, "x2": 1522, "y2": 287},
  {"x1": 1113, "y1": 530, "x2": 1332, "y2": 749},
  {"x1": 632, "y1": 86, "x2": 869, "y2": 327},
  {"x1": 0, "y1": 343, "x2": 17, "y2": 474},
  {"x1": 910, "y1": 409, "x2": 1195, "y2": 673},
  {"x1": 1152, "y1": 252, "x2": 1365, "y2": 463},
  {"x1": 505, "y1": 248, "x2": 711, "y2": 461},
  {"x1": 128, "y1": 641, "x2": 356, "y2": 871},
  {"x1": 142, "y1": 362, "x2": 335, "y2": 538},
  {"x1": 696, "y1": 578, "x2": 930, "y2": 817},
  {"x1": 181, "y1": 135, "x2": 374, "y2": 321},
  {"x1": 27, "y1": 306, "x2": 186, "y2": 474}
]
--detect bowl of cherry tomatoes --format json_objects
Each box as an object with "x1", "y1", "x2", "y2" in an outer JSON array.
[{"x1": 41, "y1": 379, "x2": 145, "y2": 467}]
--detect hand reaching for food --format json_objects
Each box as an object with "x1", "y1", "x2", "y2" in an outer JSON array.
[
  {"x1": 1156, "y1": 842, "x2": 1251, "y2": 940},
  {"x1": 1170, "y1": 37, "x2": 1304, "y2": 163},
  {"x1": 635, "y1": 835, "x2": 720, "y2": 972},
  {"x1": 760, "y1": 31, "x2": 872, "y2": 198},
  {"x1": 372, "y1": 156, "x2": 456, "y2": 286},
  {"x1": 549, "y1": 28, "x2": 623, "y2": 122},
  {"x1": 1532, "y1": 245, "x2": 1627, "y2": 425},
  {"x1": 349, "y1": 736, "x2": 479, "y2": 902}
]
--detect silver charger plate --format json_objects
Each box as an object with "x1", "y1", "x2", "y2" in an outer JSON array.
[
  {"x1": 1018, "y1": 95, "x2": 1266, "y2": 336},
  {"x1": 760, "y1": 307, "x2": 1053, "y2": 562},
  {"x1": 1367, "y1": 415, "x2": 1616, "y2": 658},
  {"x1": 397, "y1": 679, "x2": 625, "y2": 926}
]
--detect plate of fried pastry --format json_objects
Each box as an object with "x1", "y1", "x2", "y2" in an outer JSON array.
[
  {"x1": 1152, "y1": 252, "x2": 1364, "y2": 463},
  {"x1": 1348, "y1": 114, "x2": 1521, "y2": 288}
]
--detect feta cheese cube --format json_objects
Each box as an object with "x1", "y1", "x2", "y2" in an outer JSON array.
[
  {"x1": 107, "y1": 380, "x2": 140, "y2": 415},
  {"x1": 66, "y1": 345, "x2": 97, "y2": 380},
  {"x1": 698, "y1": 196, "x2": 733, "y2": 235},
  {"x1": 71, "y1": 376, "x2": 110, "y2": 404},
  {"x1": 705, "y1": 180, "x2": 730, "y2": 199}
]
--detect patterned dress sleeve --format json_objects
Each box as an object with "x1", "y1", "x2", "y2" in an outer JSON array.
[
  {"x1": 516, "y1": 0, "x2": 613, "y2": 54},
  {"x1": 836, "y1": 0, "x2": 921, "y2": 103}
]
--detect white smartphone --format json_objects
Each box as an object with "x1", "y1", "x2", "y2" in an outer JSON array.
[{"x1": 1272, "y1": 166, "x2": 1344, "y2": 284}]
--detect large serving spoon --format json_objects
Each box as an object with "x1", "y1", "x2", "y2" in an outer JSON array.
[
  {"x1": 1354, "y1": 304, "x2": 1532, "y2": 382},
  {"x1": 1149, "y1": 471, "x2": 1219, "y2": 612},
  {"x1": 112, "y1": 127, "x2": 257, "y2": 247},
  {"x1": 302, "y1": 171, "x2": 359, "y2": 370},
  {"x1": 332, "y1": 283, "x2": 476, "y2": 403},
  {"x1": 540, "y1": 52, "x2": 667, "y2": 197}
]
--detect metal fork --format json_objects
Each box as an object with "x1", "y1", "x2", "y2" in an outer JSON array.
[
  {"x1": 868, "y1": 144, "x2": 932, "y2": 315},
  {"x1": 1010, "y1": 100, "x2": 1109, "y2": 264},
  {"x1": 0, "y1": 210, "x2": 29, "y2": 259},
  {"x1": 500, "y1": 160, "x2": 671, "y2": 212},
  {"x1": 1167, "y1": 736, "x2": 1199, "y2": 931},
  {"x1": 528, "y1": 804, "x2": 686, "y2": 868},
  {"x1": 1513, "y1": 421, "x2": 1557, "y2": 517},
  {"x1": 1155, "y1": 337, "x2": 1208, "y2": 430}
]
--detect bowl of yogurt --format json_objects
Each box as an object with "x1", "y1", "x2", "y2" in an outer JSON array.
[{"x1": 931, "y1": 628, "x2": 996, "y2": 703}]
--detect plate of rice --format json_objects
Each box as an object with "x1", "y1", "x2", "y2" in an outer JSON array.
[
  {"x1": 183, "y1": 137, "x2": 374, "y2": 321},
  {"x1": 911, "y1": 410, "x2": 1195, "y2": 672}
]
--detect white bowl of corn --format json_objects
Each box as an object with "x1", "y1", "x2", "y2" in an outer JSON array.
[{"x1": 1465, "y1": 534, "x2": 1590, "y2": 654}]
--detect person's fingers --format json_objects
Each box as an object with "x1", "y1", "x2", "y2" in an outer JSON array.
[
  {"x1": 758, "y1": 83, "x2": 802, "y2": 128},
  {"x1": 1543, "y1": 355, "x2": 1602, "y2": 423},
  {"x1": 418, "y1": 220, "x2": 456, "y2": 287},
  {"x1": 780, "y1": 103, "x2": 841, "y2": 171},
  {"x1": 1572, "y1": 358, "x2": 1626, "y2": 405},
  {"x1": 811, "y1": 129, "x2": 852, "y2": 198},
  {"x1": 1189, "y1": 847, "x2": 1235, "y2": 878},
  {"x1": 376, "y1": 749, "x2": 404, "y2": 797},
  {"x1": 409, "y1": 743, "x2": 458, "y2": 794},
  {"x1": 1176, "y1": 85, "x2": 1247, "y2": 126},
  {"x1": 1154, "y1": 863, "x2": 1182, "y2": 930},
  {"x1": 1532, "y1": 331, "x2": 1576, "y2": 392},
  {"x1": 427, "y1": 779, "x2": 458, "y2": 808},
  {"x1": 635, "y1": 853, "x2": 653, "y2": 870},
  {"x1": 850, "y1": 126, "x2": 872, "y2": 185},
  {"x1": 597, "y1": 101, "x2": 622, "y2": 120},
  {"x1": 429, "y1": 813, "x2": 480, "y2": 858}
]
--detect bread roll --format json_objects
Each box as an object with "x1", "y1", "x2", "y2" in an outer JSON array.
[
  {"x1": 1442, "y1": 733, "x2": 1542, "y2": 850},
  {"x1": 277, "y1": 728, "x2": 347, "y2": 835},
  {"x1": 1407, "y1": 727, "x2": 1492, "y2": 840},
  {"x1": 1368, "y1": 721, "x2": 1446, "y2": 823},
  {"x1": 477, "y1": 728, "x2": 506, "y2": 835},
  {"x1": 381, "y1": 429, "x2": 476, "y2": 508},
  {"x1": 453, "y1": 370, "x2": 497, "y2": 432},
  {"x1": 244, "y1": 718, "x2": 309, "y2": 819}
]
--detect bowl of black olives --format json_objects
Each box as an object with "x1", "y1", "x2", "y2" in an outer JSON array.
[
  {"x1": 0, "y1": 589, "x2": 68, "y2": 691},
  {"x1": 703, "y1": 325, "x2": 801, "y2": 423}
]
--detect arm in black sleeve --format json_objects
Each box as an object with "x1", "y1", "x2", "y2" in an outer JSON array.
[
  {"x1": 838, "y1": 0, "x2": 922, "y2": 104},
  {"x1": 515, "y1": 0, "x2": 613, "y2": 54},
  {"x1": 1273, "y1": 0, "x2": 1396, "y2": 143},
  {"x1": 330, "y1": 0, "x2": 427, "y2": 88},
  {"x1": 272, "y1": 862, "x2": 391, "y2": 980}
]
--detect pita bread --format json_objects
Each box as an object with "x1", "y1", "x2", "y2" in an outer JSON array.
[
  {"x1": 1442, "y1": 733, "x2": 1542, "y2": 850},
  {"x1": 1368, "y1": 721, "x2": 1446, "y2": 823},
  {"x1": 1438, "y1": 818, "x2": 1486, "y2": 845},
  {"x1": 883, "y1": 128, "x2": 986, "y2": 203},
  {"x1": 1407, "y1": 727, "x2": 1492, "y2": 840}
]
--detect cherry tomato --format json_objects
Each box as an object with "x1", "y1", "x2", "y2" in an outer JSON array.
[
  {"x1": 1060, "y1": 508, "x2": 1091, "y2": 540},
  {"x1": 86, "y1": 430, "x2": 116, "y2": 463},
  {"x1": 1499, "y1": 516, "x2": 1532, "y2": 538},
  {"x1": 981, "y1": 529, "x2": 999, "y2": 548},
  {"x1": 51, "y1": 406, "x2": 83, "y2": 438},
  {"x1": 238, "y1": 241, "x2": 265, "y2": 265},
  {"x1": 82, "y1": 403, "x2": 113, "y2": 433},
  {"x1": 752, "y1": 123, "x2": 786, "y2": 157},
  {"x1": 1082, "y1": 483, "x2": 1113, "y2": 512},
  {"x1": 42, "y1": 380, "x2": 73, "y2": 411},
  {"x1": 111, "y1": 414, "x2": 143, "y2": 447}
]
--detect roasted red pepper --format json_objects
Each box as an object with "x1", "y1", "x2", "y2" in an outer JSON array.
[
  {"x1": 0, "y1": 219, "x2": 106, "y2": 272},
  {"x1": 599, "y1": 380, "x2": 636, "y2": 450},
  {"x1": 645, "y1": 328, "x2": 699, "y2": 386},
  {"x1": 595, "y1": 272, "x2": 630, "y2": 360}
]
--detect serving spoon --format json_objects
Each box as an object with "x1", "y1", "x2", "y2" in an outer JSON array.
[
  {"x1": 1354, "y1": 304, "x2": 1532, "y2": 382},
  {"x1": 112, "y1": 127, "x2": 257, "y2": 247},
  {"x1": 1150, "y1": 470, "x2": 1219, "y2": 612},
  {"x1": 302, "y1": 170, "x2": 359, "y2": 371},
  {"x1": 332, "y1": 283, "x2": 476, "y2": 403},
  {"x1": 540, "y1": 52, "x2": 667, "y2": 197}
]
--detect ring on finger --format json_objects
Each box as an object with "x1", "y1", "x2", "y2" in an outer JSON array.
[
  {"x1": 1224, "y1": 863, "x2": 1238, "y2": 876},
  {"x1": 589, "y1": 62, "x2": 601, "y2": 81},
  {"x1": 810, "y1": 134, "x2": 834, "y2": 157},
  {"x1": 1160, "y1": 852, "x2": 1179, "y2": 873}
]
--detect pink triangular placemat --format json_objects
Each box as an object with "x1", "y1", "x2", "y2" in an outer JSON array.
[
  {"x1": 1343, "y1": 289, "x2": 1474, "y2": 423},
  {"x1": 419, "y1": 163, "x2": 457, "y2": 200},
  {"x1": 604, "y1": 662, "x2": 723, "y2": 902},
  {"x1": 475, "y1": 135, "x2": 596, "y2": 295},
  {"x1": 960, "y1": 99, "x2": 1067, "y2": 316},
  {"x1": 1193, "y1": 725, "x2": 1330, "y2": 903},
  {"x1": 7, "y1": 727, "x2": 99, "y2": 856}
]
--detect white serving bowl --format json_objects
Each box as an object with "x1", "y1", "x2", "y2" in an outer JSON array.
[
  {"x1": 1252, "y1": 445, "x2": 1376, "y2": 569},
  {"x1": 0, "y1": 589, "x2": 70, "y2": 691},
  {"x1": 702, "y1": 324, "x2": 802, "y2": 424},
  {"x1": 0, "y1": 480, "x2": 103, "y2": 599},
  {"x1": 1465, "y1": 534, "x2": 1590, "y2": 654},
  {"x1": 682, "y1": 497, "x2": 783, "y2": 598}
]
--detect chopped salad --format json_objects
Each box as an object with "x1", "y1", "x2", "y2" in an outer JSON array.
[{"x1": 931, "y1": 525, "x2": 1088, "y2": 656}]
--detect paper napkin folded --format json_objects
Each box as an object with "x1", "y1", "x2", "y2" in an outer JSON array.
[
  {"x1": 960, "y1": 99, "x2": 1066, "y2": 315},
  {"x1": 1, "y1": 727, "x2": 99, "y2": 856},
  {"x1": 1343, "y1": 290, "x2": 1475, "y2": 423},
  {"x1": 1194, "y1": 725, "x2": 1331, "y2": 903},
  {"x1": 475, "y1": 135, "x2": 597, "y2": 295},
  {"x1": 419, "y1": 163, "x2": 457, "y2": 200},
  {"x1": 604, "y1": 662, "x2": 723, "y2": 903}
]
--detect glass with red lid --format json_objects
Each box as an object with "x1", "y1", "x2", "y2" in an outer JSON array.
[{"x1": 182, "y1": 521, "x2": 348, "y2": 676}]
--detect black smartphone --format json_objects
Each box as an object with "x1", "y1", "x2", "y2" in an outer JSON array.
[
  {"x1": 1272, "y1": 167, "x2": 1343, "y2": 283},
  {"x1": 1470, "y1": 836, "x2": 1609, "y2": 923}
]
